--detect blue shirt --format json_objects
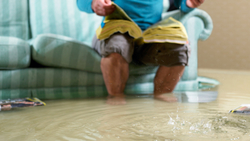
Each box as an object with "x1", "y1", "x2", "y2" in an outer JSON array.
[{"x1": 77, "y1": 0, "x2": 193, "y2": 30}]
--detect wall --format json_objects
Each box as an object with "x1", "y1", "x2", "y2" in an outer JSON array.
[{"x1": 198, "y1": 0, "x2": 250, "y2": 70}]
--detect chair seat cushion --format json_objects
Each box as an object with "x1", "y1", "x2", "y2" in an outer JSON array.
[
  {"x1": 0, "y1": 68, "x2": 155, "y2": 90},
  {"x1": 32, "y1": 34, "x2": 158, "y2": 75},
  {"x1": 0, "y1": 36, "x2": 30, "y2": 69}
]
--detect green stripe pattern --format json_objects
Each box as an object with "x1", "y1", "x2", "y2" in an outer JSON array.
[
  {"x1": 32, "y1": 34, "x2": 158, "y2": 74},
  {"x1": 0, "y1": 0, "x2": 29, "y2": 40},
  {"x1": 29, "y1": 0, "x2": 103, "y2": 46},
  {"x1": 0, "y1": 78, "x2": 202, "y2": 100},
  {"x1": 0, "y1": 36, "x2": 30, "y2": 69},
  {"x1": 0, "y1": 68, "x2": 156, "y2": 89},
  {"x1": 0, "y1": 67, "x2": 216, "y2": 100}
]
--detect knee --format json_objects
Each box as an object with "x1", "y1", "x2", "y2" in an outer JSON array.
[
  {"x1": 108, "y1": 53, "x2": 125, "y2": 63},
  {"x1": 101, "y1": 33, "x2": 134, "y2": 63},
  {"x1": 101, "y1": 53, "x2": 127, "y2": 67}
]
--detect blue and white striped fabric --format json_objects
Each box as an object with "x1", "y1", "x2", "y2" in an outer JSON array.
[
  {"x1": 0, "y1": 68, "x2": 156, "y2": 90},
  {"x1": 0, "y1": 78, "x2": 212, "y2": 100},
  {"x1": 29, "y1": 0, "x2": 103, "y2": 46},
  {"x1": 0, "y1": 0, "x2": 29, "y2": 40},
  {"x1": 32, "y1": 34, "x2": 158, "y2": 74},
  {"x1": 0, "y1": 79, "x2": 211, "y2": 100},
  {"x1": 0, "y1": 36, "x2": 30, "y2": 69}
]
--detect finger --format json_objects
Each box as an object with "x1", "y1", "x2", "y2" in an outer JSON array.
[
  {"x1": 95, "y1": 10, "x2": 113, "y2": 16},
  {"x1": 191, "y1": 0, "x2": 200, "y2": 7},
  {"x1": 100, "y1": 5, "x2": 115, "y2": 14},
  {"x1": 195, "y1": 0, "x2": 204, "y2": 6},
  {"x1": 95, "y1": 9, "x2": 106, "y2": 16},
  {"x1": 96, "y1": 7, "x2": 114, "y2": 15},
  {"x1": 101, "y1": 0, "x2": 112, "y2": 6},
  {"x1": 96, "y1": 9, "x2": 106, "y2": 15},
  {"x1": 187, "y1": 0, "x2": 200, "y2": 8},
  {"x1": 104, "y1": 8, "x2": 115, "y2": 14},
  {"x1": 98, "y1": 0, "x2": 115, "y2": 11},
  {"x1": 104, "y1": 0, "x2": 112, "y2": 5},
  {"x1": 198, "y1": 0, "x2": 205, "y2": 4},
  {"x1": 103, "y1": 4, "x2": 115, "y2": 10}
]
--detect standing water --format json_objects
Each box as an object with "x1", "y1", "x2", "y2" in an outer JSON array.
[{"x1": 0, "y1": 69, "x2": 250, "y2": 141}]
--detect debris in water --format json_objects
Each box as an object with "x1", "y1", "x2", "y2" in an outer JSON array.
[
  {"x1": 0, "y1": 97, "x2": 46, "y2": 111},
  {"x1": 229, "y1": 104, "x2": 250, "y2": 114}
]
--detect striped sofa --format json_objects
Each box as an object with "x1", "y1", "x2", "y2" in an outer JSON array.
[{"x1": 0, "y1": 0, "x2": 218, "y2": 100}]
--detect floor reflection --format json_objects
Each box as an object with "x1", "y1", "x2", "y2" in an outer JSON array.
[{"x1": 175, "y1": 90, "x2": 218, "y2": 103}]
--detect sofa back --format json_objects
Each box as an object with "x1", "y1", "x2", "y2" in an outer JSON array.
[
  {"x1": 0, "y1": 0, "x2": 170, "y2": 44},
  {"x1": 29, "y1": 0, "x2": 103, "y2": 46},
  {"x1": 29, "y1": 0, "x2": 170, "y2": 45},
  {"x1": 0, "y1": 0, "x2": 30, "y2": 40}
]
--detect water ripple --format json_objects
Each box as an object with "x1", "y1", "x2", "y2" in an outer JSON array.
[{"x1": 0, "y1": 94, "x2": 249, "y2": 141}]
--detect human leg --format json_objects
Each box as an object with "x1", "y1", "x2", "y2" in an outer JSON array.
[
  {"x1": 154, "y1": 65, "x2": 185, "y2": 102},
  {"x1": 101, "y1": 53, "x2": 128, "y2": 96},
  {"x1": 101, "y1": 53, "x2": 129, "y2": 105},
  {"x1": 92, "y1": 33, "x2": 134, "y2": 104},
  {"x1": 134, "y1": 42, "x2": 190, "y2": 102}
]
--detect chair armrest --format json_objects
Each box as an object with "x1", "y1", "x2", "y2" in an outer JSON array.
[{"x1": 162, "y1": 9, "x2": 213, "y2": 41}]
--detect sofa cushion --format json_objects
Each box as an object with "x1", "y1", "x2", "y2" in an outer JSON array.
[
  {"x1": 32, "y1": 34, "x2": 101, "y2": 73},
  {"x1": 0, "y1": 69, "x2": 214, "y2": 100},
  {"x1": 0, "y1": 36, "x2": 30, "y2": 69},
  {"x1": 0, "y1": 68, "x2": 155, "y2": 89},
  {"x1": 32, "y1": 34, "x2": 158, "y2": 74},
  {"x1": 29, "y1": 0, "x2": 102, "y2": 46},
  {"x1": 0, "y1": 0, "x2": 29, "y2": 40},
  {"x1": 0, "y1": 79, "x2": 197, "y2": 100}
]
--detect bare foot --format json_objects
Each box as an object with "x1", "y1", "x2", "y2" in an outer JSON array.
[
  {"x1": 106, "y1": 95, "x2": 127, "y2": 105},
  {"x1": 154, "y1": 94, "x2": 177, "y2": 102}
]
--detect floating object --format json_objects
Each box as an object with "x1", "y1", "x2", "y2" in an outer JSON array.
[
  {"x1": 229, "y1": 104, "x2": 250, "y2": 114},
  {"x1": 0, "y1": 98, "x2": 46, "y2": 111}
]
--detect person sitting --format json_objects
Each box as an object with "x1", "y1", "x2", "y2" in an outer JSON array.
[{"x1": 77, "y1": 0, "x2": 204, "y2": 105}]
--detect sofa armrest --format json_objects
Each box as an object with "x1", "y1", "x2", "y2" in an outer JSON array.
[{"x1": 162, "y1": 9, "x2": 213, "y2": 41}]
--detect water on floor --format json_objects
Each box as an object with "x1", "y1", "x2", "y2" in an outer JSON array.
[{"x1": 0, "y1": 69, "x2": 250, "y2": 141}]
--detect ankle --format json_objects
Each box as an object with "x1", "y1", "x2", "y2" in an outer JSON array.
[
  {"x1": 154, "y1": 93, "x2": 163, "y2": 97},
  {"x1": 154, "y1": 91, "x2": 164, "y2": 96},
  {"x1": 108, "y1": 94, "x2": 125, "y2": 98}
]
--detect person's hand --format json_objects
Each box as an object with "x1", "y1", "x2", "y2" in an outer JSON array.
[
  {"x1": 91, "y1": 0, "x2": 116, "y2": 16},
  {"x1": 186, "y1": 0, "x2": 204, "y2": 8}
]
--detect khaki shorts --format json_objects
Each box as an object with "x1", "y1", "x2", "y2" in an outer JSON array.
[{"x1": 92, "y1": 32, "x2": 191, "y2": 67}]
